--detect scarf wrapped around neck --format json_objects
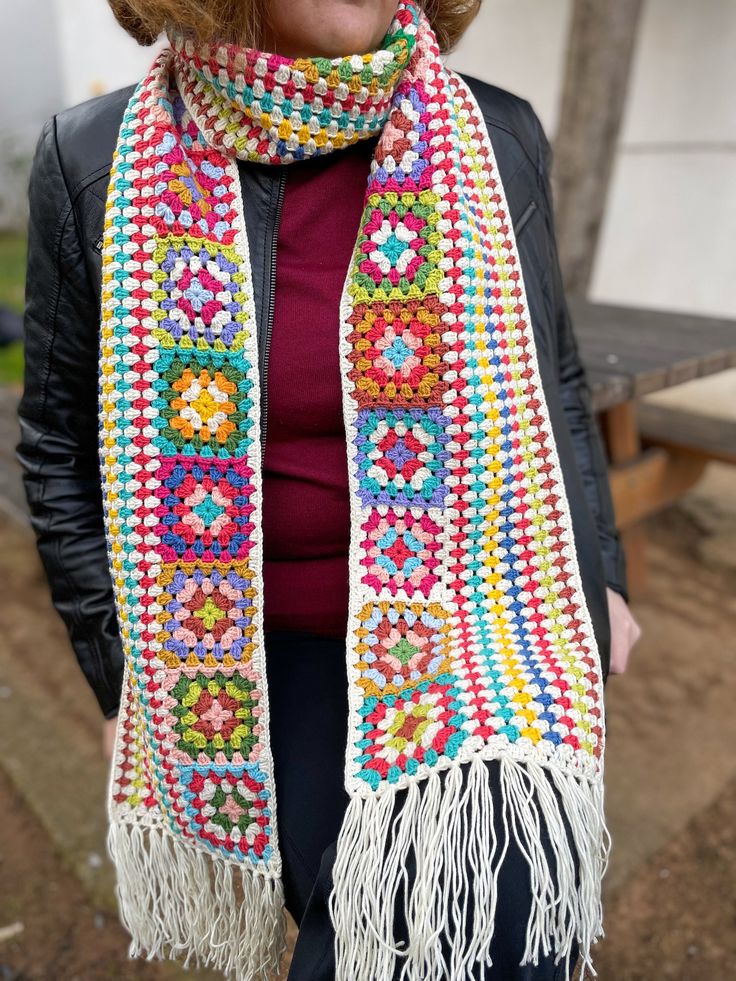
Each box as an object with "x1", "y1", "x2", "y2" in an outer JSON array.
[{"x1": 100, "y1": 2, "x2": 609, "y2": 978}]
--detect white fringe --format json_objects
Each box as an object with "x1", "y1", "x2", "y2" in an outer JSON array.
[
  {"x1": 329, "y1": 755, "x2": 609, "y2": 981},
  {"x1": 107, "y1": 820, "x2": 287, "y2": 981}
]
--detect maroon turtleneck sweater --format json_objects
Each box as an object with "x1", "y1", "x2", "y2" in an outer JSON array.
[{"x1": 261, "y1": 137, "x2": 377, "y2": 637}]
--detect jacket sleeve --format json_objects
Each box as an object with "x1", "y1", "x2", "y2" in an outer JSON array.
[
  {"x1": 531, "y1": 112, "x2": 629, "y2": 601},
  {"x1": 15, "y1": 117, "x2": 124, "y2": 719}
]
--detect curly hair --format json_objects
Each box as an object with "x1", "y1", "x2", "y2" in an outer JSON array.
[{"x1": 107, "y1": 0, "x2": 481, "y2": 53}]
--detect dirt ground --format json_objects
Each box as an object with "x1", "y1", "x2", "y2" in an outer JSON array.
[
  {"x1": 1, "y1": 458, "x2": 735, "y2": 980},
  {"x1": 595, "y1": 775, "x2": 736, "y2": 980},
  {"x1": 0, "y1": 764, "x2": 171, "y2": 981}
]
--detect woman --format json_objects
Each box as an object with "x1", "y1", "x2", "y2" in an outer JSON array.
[{"x1": 17, "y1": 0, "x2": 640, "y2": 978}]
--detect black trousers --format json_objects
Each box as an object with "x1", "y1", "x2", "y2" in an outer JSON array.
[{"x1": 265, "y1": 630, "x2": 578, "y2": 981}]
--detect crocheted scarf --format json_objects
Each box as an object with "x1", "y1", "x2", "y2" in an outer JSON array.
[{"x1": 100, "y1": 2, "x2": 608, "y2": 978}]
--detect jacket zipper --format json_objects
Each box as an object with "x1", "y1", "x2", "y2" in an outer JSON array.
[
  {"x1": 260, "y1": 167, "x2": 287, "y2": 460},
  {"x1": 515, "y1": 199, "x2": 538, "y2": 236}
]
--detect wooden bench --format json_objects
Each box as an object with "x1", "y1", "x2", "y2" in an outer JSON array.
[{"x1": 570, "y1": 299, "x2": 736, "y2": 593}]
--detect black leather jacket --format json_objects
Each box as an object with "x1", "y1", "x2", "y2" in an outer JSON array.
[{"x1": 16, "y1": 74, "x2": 626, "y2": 719}]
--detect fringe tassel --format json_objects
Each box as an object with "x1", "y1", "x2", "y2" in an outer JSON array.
[
  {"x1": 329, "y1": 755, "x2": 609, "y2": 981},
  {"x1": 107, "y1": 820, "x2": 287, "y2": 981}
]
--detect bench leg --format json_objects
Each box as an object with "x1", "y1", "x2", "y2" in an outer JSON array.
[
  {"x1": 601, "y1": 401, "x2": 649, "y2": 596},
  {"x1": 619, "y1": 523, "x2": 649, "y2": 598}
]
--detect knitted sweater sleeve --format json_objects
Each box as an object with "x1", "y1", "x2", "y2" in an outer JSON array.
[{"x1": 15, "y1": 117, "x2": 124, "y2": 719}]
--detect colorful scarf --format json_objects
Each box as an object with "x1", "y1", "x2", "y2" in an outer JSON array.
[{"x1": 100, "y1": 2, "x2": 608, "y2": 978}]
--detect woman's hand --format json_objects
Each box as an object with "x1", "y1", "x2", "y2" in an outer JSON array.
[
  {"x1": 606, "y1": 586, "x2": 641, "y2": 674},
  {"x1": 103, "y1": 717, "x2": 118, "y2": 760}
]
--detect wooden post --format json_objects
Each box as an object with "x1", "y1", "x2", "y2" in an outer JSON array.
[
  {"x1": 553, "y1": 0, "x2": 645, "y2": 295},
  {"x1": 600, "y1": 401, "x2": 649, "y2": 596}
]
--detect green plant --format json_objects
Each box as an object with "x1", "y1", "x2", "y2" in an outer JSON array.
[{"x1": 0, "y1": 233, "x2": 27, "y2": 385}]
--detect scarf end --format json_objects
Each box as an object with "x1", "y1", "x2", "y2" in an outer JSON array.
[
  {"x1": 329, "y1": 754, "x2": 609, "y2": 981},
  {"x1": 107, "y1": 819, "x2": 287, "y2": 981}
]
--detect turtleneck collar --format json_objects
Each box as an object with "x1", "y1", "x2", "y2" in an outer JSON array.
[{"x1": 169, "y1": 0, "x2": 420, "y2": 164}]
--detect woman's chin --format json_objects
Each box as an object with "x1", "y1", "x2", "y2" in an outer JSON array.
[{"x1": 266, "y1": 0, "x2": 398, "y2": 58}]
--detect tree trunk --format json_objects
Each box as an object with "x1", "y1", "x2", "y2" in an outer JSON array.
[{"x1": 553, "y1": 0, "x2": 645, "y2": 295}]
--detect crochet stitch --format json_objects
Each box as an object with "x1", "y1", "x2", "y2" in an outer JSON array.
[{"x1": 100, "y1": 3, "x2": 608, "y2": 979}]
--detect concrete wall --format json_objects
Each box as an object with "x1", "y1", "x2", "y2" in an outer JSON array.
[
  {"x1": 0, "y1": 0, "x2": 154, "y2": 230},
  {"x1": 0, "y1": 0, "x2": 63, "y2": 229},
  {"x1": 448, "y1": 0, "x2": 572, "y2": 136},
  {"x1": 590, "y1": 0, "x2": 736, "y2": 317},
  {"x1": 51, "y1": 0, "x2": 158, "y2": 108},
  {"x1": 451, "y1": 0, "x2": 736, "y2": 319}
]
